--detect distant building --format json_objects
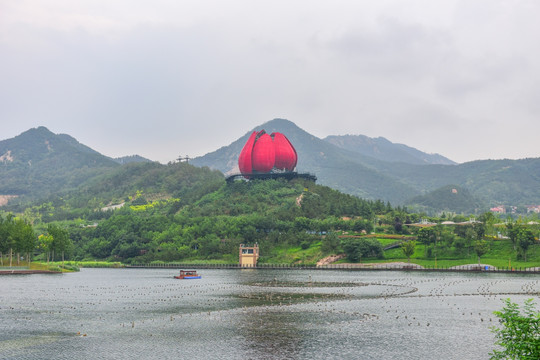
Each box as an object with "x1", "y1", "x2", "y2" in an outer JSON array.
[
  {"x1": 527, "y1": 205, "x2": 540, "y2": 214},
  {"x1": 407, "y1": 219, "x2": 437, "y2": 227},
  {"x1": 490, "y1": 206, "x2": 506, "y2": 214}
]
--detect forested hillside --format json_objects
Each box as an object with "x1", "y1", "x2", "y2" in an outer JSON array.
[
  {"x1": 2, "y1": 122, "x2": 540, "y2": 216},
  {"x1": 379, "y1": 158, "x2": 540, "y2": 207},
  {"x1": 2, "y1": 161, "x2": 538, "y2": 268},
  {"x1": 407, "y1": 185, "x2": 484, "y2": 214},
  {"x1": 113, "y1": 155, "x2": 153, "y2": 164},
  {"x1": 41, "y1": 178, "x2": 391, "y2": 263},
  {"x1": 192, "y1": 118, "x2": 419, "y2": 203},
  {"x1": 14, "y1": 161, "x2": 225, "y2": 222},
  {"x1": 0, "y1": 127, "x2": 119, "y2": 201},
  {"x1": 193, "y1": 119, "x2": 540, "y2": 210},
  {"x1": 323, "y1": 134, "x2": 455, "y2": 165}
]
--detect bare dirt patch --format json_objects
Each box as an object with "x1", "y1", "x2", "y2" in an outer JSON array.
[{"x1": 0, "y1": 195, "x2": 18, "y2": 207}]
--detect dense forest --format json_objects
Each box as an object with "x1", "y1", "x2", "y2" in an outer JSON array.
[
  {"x1": 1, "y1": 167, "x2": 539, "y2": 267},
  {"x1": 45, "y1": 178, "x2": 388, "y2": 263}
]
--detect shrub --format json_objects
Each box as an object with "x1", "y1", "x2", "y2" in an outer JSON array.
[
  {"x1": 341, "y1": 238, "x2": 384, "y2": 262},
  {"x1": 490, "y1": 298, "x2": 540, "y2": 359}
]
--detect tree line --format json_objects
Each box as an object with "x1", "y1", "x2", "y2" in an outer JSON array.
[
  {"x1": 2, "y1": 177, "x2": 539, "y2": 266},
  {"x1": 0, "y1": 214, "x2": 71, "y2": 266}
]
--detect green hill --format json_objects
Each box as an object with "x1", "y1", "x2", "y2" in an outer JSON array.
[
  {"x1": 17, "y1": 174, "x2": 538, "y2": 268},
  {"x1": 375, "y1": 158, "x2": 540, "y2": 207},
  {"x1": 113, "y1": 155, "x2": 153, "y2": 164},
  {"x1": 53, "y1": 177, "x2": 385, "y2": 263},
  {"x1": 2, "y1": 123, "x2": 540, "y2": 214},
  {"x1": 191, "y1": 118, "x2": 419, "y2": 203},
  {"x1": 1, "y1": 126, "x2": 538, "y2": 266},
  {"x1": 0, "y1": 127, "x2": 119, "y2": 201},
  {"x1": 324, "y1": 134, "x2": 456, "y2": 165},
  {"x1": 16, "y1": 161, "x2": 225, "y2": 222},
  {"x1": 406, "y1": 185, "x2": 484, "y2": 214},
  {"x1": 193, "y1": 119, "x2": 540, "y2": 212}
]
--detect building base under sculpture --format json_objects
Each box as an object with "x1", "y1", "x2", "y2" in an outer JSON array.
[{"x1": 226, "y1": 172, "x2": 317, "y2": 183}]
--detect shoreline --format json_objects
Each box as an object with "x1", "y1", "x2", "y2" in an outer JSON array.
[
  {"x1": 0, "y1": 269, "x2": 61, "y2": 275},
  {"x1": 125, "y1": 262, "x2": 540, "y2": 273}
]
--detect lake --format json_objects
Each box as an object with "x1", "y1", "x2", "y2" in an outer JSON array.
[{"x1": 1, "y1": 268, "x2": 538, "y2": 359}]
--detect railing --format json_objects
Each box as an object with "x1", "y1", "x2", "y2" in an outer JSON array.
[{"x1": 125, "y1": 263, "x2": 540, "y2": 273}]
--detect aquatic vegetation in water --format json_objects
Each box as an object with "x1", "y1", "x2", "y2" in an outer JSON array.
[
  {"x1": 247, "y1": 280, "x2": 368, "y2": 288},
  {"x1": 235, "y1": 291, "x2": 352, "y2": 306}
]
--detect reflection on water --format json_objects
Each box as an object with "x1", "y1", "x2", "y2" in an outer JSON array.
[{"x1": 1, "y1": 268, "x2": 539, "y2": 359}]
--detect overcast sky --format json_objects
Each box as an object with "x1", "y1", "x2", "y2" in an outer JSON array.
[{"x1": 1, "y1": 0, "x2": 539, "y2": 164}]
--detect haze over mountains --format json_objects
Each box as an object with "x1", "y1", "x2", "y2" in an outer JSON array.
[
  {"x1": 0, "y1": 126, "x2": 118, "y2": 198},
  {"x1": 323, "y1": 134, "x2": 456, "y2": 166},
  {"x1": 1, "y1": 120, "x2": 540, "y2": 214},
  {"x1": 192, "y1": 119, "x2": 540, "y2": 212},
  {"x1": 0, "y1": 127, "x2": 151, "y2": 201}
]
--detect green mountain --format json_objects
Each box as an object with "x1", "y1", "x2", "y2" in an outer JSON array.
[
  {"x1": 191, "y1": 118, "x2": 419, "y2": 203},
  {"x1": 80, "y1": 161, "x2": 224, "y2": 206},
  {"x1": 373, "y1": 158, "x2": 540, "y2": 208},
  {"x1": 18, "y1": 160, "x2": 225, "y2": 222},
  {"x1": 0, "y1": 127, "x2": 119, "y2": 202},
  {"x1": 323, "y1": 134, "x2": 456, "y2": 165},
  {"x1": 2, "y1": 122, "x2": 540, "y2": 214},
  {"x1": 113, "y1": 155, "x2": 153, "y2": 164},
  {"x1": 406, "y1": 185, "x2": 484, "y2": 214},
  {"x1": 192, "y1": 118, "x2": 540, "y2": 211},
  {"x1": 60, "y1": 177, "x2": 383, "y2": 262}
]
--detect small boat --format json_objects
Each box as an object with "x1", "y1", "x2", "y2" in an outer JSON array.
[{"x1": 174, "y1": 270, "x2": 201, "y2": 279}]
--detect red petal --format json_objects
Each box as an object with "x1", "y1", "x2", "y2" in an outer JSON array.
[
  {"x1": 251, "y1": 133, "x2": 275, "y2": 173},
  {"x1": 272, "y1": 132, "x2": 297, "y2": 171},
  {"x1": 238, "y1": 131, "x2": 257, "y2": 175}
]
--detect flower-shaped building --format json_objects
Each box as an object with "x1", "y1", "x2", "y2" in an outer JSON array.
[{"x1": 238, "y1": 130, "x2": 297, "y2": 176}]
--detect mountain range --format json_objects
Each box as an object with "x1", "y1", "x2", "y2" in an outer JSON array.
[
  {"x1": 192, "y1": 119, "x2": 540, "y2": 212},
  {"x1": 323, "y1": 134, "x2": 456, "y2": 166},
  {"x1": 0, "y1": 127, "x2": 151, "y2": 205},
  {"x1": 1, "y1": 120, "x2": 540, "y2": 213},
  {"x1": 0, "y1": 127, "x2": 118, "y2": 199}
]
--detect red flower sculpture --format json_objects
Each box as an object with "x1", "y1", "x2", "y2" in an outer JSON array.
[{"x1": 238, "y1": 130, "x2": 297, "y2": 176}]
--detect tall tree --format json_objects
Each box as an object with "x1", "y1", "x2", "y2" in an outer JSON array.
[
  {"x1": 0, "y1": 214, "x2": 7, "y2": 265},
  {"x1": 11, "y1": 219, "x2": 35, "y2": 265},
  {"x1": 401, "y1": 240, "x2": 416, "y2": 263},
  {"x1": 507, "y1": 222, "x2": 519, "y2": 251},
  {"x1": 38, "y1": 234, "x2": 53, "y2": 264},
  {"x1": 48, "y1": 224, "x2": 72, "y2": 266},
  {"x1": 19, "y1": 221, "x2": 36, "y2": 264},
  {"x1": 417, "y1": 227, "x2": 436, "y2": 257},
  {"x1": 474, "y1": 240, "x2": 489, "y2": 266},
  {"x1": 517, "y1": 227, "x2": 535, "y2": 262},
  {"x1": 0, "y1": 214, "x2": 15, "y2": 266},
  {"x1": 463, "y1": 227, "x2": 476, "y2": 257}
]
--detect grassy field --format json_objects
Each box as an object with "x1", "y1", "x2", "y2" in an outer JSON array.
[
  {"x1": 261, "y1": 242, "x2": 324, "y2": 265},
  {"x1": 366, "y1": 237, "x2": 540, "y2": 269}
]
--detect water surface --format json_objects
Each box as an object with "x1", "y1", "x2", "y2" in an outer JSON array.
[{"x1": 1, "y1": 268, "x2": 538, "y2": 359}]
